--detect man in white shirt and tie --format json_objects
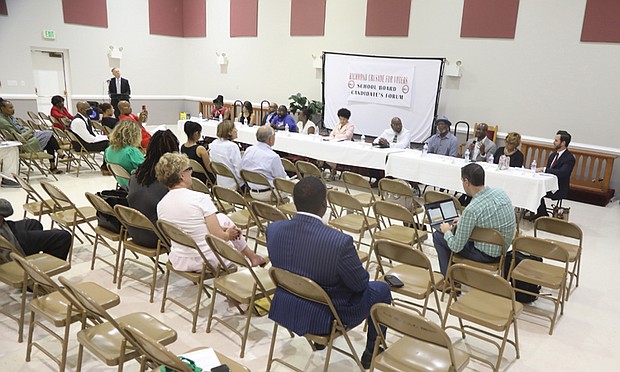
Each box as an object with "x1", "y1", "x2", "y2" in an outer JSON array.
[
  {"x1": 108, "y1": 67, "x2": 131, "y2": 117},
  {"x1": 372, "y1": 117, "x2": 411, "y2": 149}
]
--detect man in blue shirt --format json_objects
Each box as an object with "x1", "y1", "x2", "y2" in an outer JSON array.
[
  {"x1": 270, "y1": 105, "x2": 297, "y2": 132},
  {"x1": 426, "y1": 116, "x2": 459, "y2": 157}
]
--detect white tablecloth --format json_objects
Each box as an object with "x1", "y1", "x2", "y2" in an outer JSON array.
[{"x1": 385, "y1": 150, "x2": 559, "y2": 211}]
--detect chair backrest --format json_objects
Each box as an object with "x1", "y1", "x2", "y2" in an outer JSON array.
[
  {"x1": 12, "y1": 172, "x2": 53, "y2": 209},
  {"x1": 85, "y1": 191, "x2": 115, "y2": 216},
  {"x1": 190, "y1": 177, "x2": 211, "y2": 195},
  {"x1": 0, "y1": 234, "x2": 27, "y2": 262},
  {"x1": 40, "y1": 181, "x2": 77, "y2": 211},
  {"x1": 10, "y1": 253, "x2": 69, "y2": 298},
  {"x1": 119, "y1": 322, "x2": 192, "y2": 372},
  {"x1": 512, "y1": 236, "x2": 570, "y2": 263},
  {"x1": 210, "y1": 161, "x2": 243, "y2": 190},
  {"x1": 423, "y1": 190, "x2": 464, "y2": 213},
  {"x1": 28, "y1": 111, "x2": 43, "y2": 124},
  {"x1": 372, "y1": 239, "x2": 432, "y2": 272},
  {"x1": 370, "y1": 303, "x2": 456, "y2": 356},
  {"x1": 280, "y1": 158, "x2": 299, "y2": 178},
  {"x1": 447, "y1": 264, "x2": 514, "y2": 300},
  {"x1": 327, "y1": 189, "x2": 364, "y2": 213},
  {"x1": 295, "y1": 160, "x2": 322, "y2": 179},
  {"x1": 114, "y1": 205, "x2": 168, "y2": 249},
  {"x1": 240, "y1": 169, "x2": 273, "y2": 190},
  {"x1": 378, "y1": 178, "x2": 414, "y2": 199},
  {"x1": 250, "y1": 200, "x2": 287, "y2": 224},
  {"x1": 188, "y1": 159, "x2": 208, "y2": 179},
  {"x1": 274, "y1": 177, "x2": 295, "y2": 196},
  {"x1": 212, "y1": 185, "x2": 248, "y2": 210},
  {"x1": 469, "y1": 227, "x2": 506, "y2": 254},
  {"x1": 157, "y1": 220, "x2": 217, "y2": 273},
  {"x1": 342, "y1": 171, "x2": 374, "y2": 196},
  {"x1": 373, "y1": 200, "x2": 416, "y2": 225},
  {"x1": 107, "y1": 163, "x2": 131, "y2": 184},
  {"x1": 534, "y1": 217, "x2": 583, "y2": 244}
]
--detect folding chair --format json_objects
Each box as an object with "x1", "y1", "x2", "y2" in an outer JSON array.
[
  {"x1": 120, "y1": 323, "x2": 250, "y2": 372},
  {"x1": 66, "y1": 130, "x2": 99, "y2": 176},
  {"x1": 13, "y1": 132, "x2": 57, "y2": 181},
  {"x1": 188, "y1": 158, "x2": 214, "y2": 189},
  {"x1": 250, "y1": 200, "x2": 287, "y2": 251},
  {"x1": 0, "y1": 235, "x2": 70, "y2": 343},
  {"x1": 273, "y1": 177, "x2": 297, "y2": 217},
  {"x1": 157, "y1": 220, "x2": 221, "y2": 333},
  {"x1": 281, "y1": 157, "x2": 299, "y2": 179},
  {"x1": 442, "y1": 264, "x2": 522, "y2": 372},
  {"x1": 240, "y1": 169, "x2": 280, "y2": 204},
  {"x1": 210, "y1": 161, "x2": 245, "y2": 193},
  {"x1": 373, "y1": 239, "x2": 443, "y2": 320},
  {"x1": 342, "y1": 171, "x2": 376, "y2": 213},
  {"x1": 107, "y1": 162, "x2": 131, "y2": 187},
  {"x1": 508, "y1": 236, "x2": 570, "y2": 335},
  {"x1": 373, "y1": 200, "x2": 427, "y2": 250},
  {"x1": 534, "y1": 216, "x2": 583, "y2": 300},
  {"x1": 211, "y1": 185, "x2": 256, "y2": 239},
  {"x1": 266, "y1": 267, "x2": 364, "y2": 371},
  {"x1": 295, "y1": 160, "x2": 324, "y2": 181},
  {"x1": 84, "y1": 192, "x2": 123, "y2": 282},
  {"x1": 423, "y1": 189, "x2": 464, "y2": 213},
  {"x1": 206, "y1": 234, "x2": 276, "y2": 358},
  {"x1": 447, "y1": 227, "x2": 507, "y2": 276},
  {"x1": 378, "y1": 178, "x2": 424, "y2": 215},
  {"x1": 114, "y1": 204, "x2": 169, "y2": 302},
  {"x1": 10, "y1": 253, "x2": 119, "y2": 372},
  {"x1": 369, "y1": 303, "x2": 469, "y2": 372},
  {"x1": 40, "y1": 181, "x2": 97, "y2": 264},
  {"x1": 59, "y1": 276, "x2": 177, "y2": 372},
  {"x1": 12, "y1": 172, "x2": 70, "y2": 225}
]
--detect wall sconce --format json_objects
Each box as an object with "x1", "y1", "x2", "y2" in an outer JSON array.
[
  {"x1": 108, "y1": 45, "x2": 123, "y2": 59},
  {"x1": 216, "y1": 52, "x2": 228, "y2": 66},
  {"x1": 445, "y1": 59, "x2": 462, "y2": 78},
  {"x1": 312, "y1": 54, "x2": 322, "y2": 69}
]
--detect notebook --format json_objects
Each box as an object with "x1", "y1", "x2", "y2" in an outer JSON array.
[{"x1": 424, "y1": 199, "x2": 459, "y2": 231}]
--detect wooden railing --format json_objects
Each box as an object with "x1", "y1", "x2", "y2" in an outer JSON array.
[{"x1": 521, "y1": 141, "x2": 616, "y2": 205}]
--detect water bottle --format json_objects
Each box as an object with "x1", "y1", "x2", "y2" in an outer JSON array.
[
  {"x1": 504, "y1": 156, "x2": 510, "y2": 169},
  {"x1": 285, "y1": 123, "x2": 289, "y2": 132},
  {"x1": 498, "y1": 155, "x2": 506, "y2": 170},
  {"x1": 422, "y1": 142, "x2": 428, "y2": 156},
  {"x1": 531, "y1": 159, "x2": 537, "y2": 171},
  {"x1": 488, "y1": 154, "x2": 494, "y2": 164},
  {"x1": 198, "y1": 112, "x2": 203, "y2": 120},
  {"x1": 464, "y1": 148, "x2": 471, "y2": 162},
  {"x1": 360, "y1": 134, "x2": 366, "y2": 143}
]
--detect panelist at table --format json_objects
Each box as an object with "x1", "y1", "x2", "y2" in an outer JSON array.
[
  {"x1": 493, "y1": 132, "x2": 524, "y2": 168},
  {"x1": 373, "y1": 117, "x2": 411, "y2": 149},
  {"x1": 324, "y1": 108, "x2": 355, "y2": 179},
  {"x1": 464, "y1": 123, "x2": 497, "y2": 162},
  {"x1": 297, "y1": 108, "x2": 316, "y2": 135},
  {"x1": 427, "y1": 116, "x2": 458, "y2": 157},
  {"x1": 270, "y1": 105, "x2": 297, "y2": 132}
]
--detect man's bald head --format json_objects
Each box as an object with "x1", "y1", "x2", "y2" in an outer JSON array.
[
  {"x1": 76, "y1": 101, "x2": 90, "y2": 115},
  {"x1": 390, "y1": 117, "x2": 402, "y2": 133},
  {"x1": 118, "y1": 100, "x2": 131, "y2": 115}
]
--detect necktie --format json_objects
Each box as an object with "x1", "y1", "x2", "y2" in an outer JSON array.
[
  {"x1": 116, "y1": 78, "x2": 121, "y2": 94},
  {"x1": 550, "y1": 153, "x2": 559, "y2": 168},
  {"x1": 392, "y1": 134, "x2": 398, "y2": 143}
]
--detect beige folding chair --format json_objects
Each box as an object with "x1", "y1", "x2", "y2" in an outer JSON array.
[
  {"x1": 28, "y1": 111, "x2": 44, "y2": 125},
  {"x1": 40, "y1": 181, "x2": 97, "y2": 263},
  {"x1": 11, "y1": 253, "x2": 119, "y2": 372},
  {"x1": 240, "y1": 169, "x2": 280, "y2": 204},
  {"x1": 447, "y1": 227, "x2": 507, "y2": 276},
  {"x1": 38, "y1": 112, "x2": 53, "y2": 127},
  {"x1": 114, "y1": 204, "x2": 169, "y2": 302},
  {"x1": 12, "y1": 173, "x2": 69, "y2": 225},
  {"x1": 91, "y1": 120, "x2": 107, "y2": 135},
  {"x1": 295, "y1": 160, "x2": 325, "y2": 181},
  {"x1": 188, "y1": 158, "x2": 214, "y2": 188},
  {"x1": 342, "y1": 171, "x2": 376, "y2": 213},
  {"x1": 59, "y1": 276, "x2": 177, "y2": 372},
  {"x1": 508, "y1": 236, "x2": 570, "y2": 335},
  {"x1": 250, "y1": 200, "x2": 287, "y2": 250},
  {"x1": 206, "y1": 234, "x2": 276, "y2": 358},
  {"x1": 369, "y1": 303, "x2": 469, "y2": 372},
  {"x1": 0, "y1": 235, "x2": 70, "y2": 343},
  {"x1": 273, "y1": 177, "x2": 297, "y2": 217},
  {"x1": 534, "y1": 216, "x2": 583, "y2": 300},
  {"x1": 442, "y1": 264, "x2": 522, "y2": 372},
  {"x1": 84, "y1": 192, "x2": 123, "y2": 282},
  {"x1": 13, "y1": 132, "x2": 57, "y2": 181},
  {"x1": 210, "y1": 160, "x2": 245, "y2": 192},
  {"x1": 107, "y1": 162, "x2": 131, "y2": 187},
  {"x1": 157, "y1": 220, "x2": 221, "y2": 333},
  {"x1": 281, "y1": 157, "x2": 299, "y2": 179},
  {"x1": 378, "y1": 178, "x2": 425, "y2": 215},
  {"x1": 211, "y1": 185, "x2": 256, "y2": 239},
  {"x1": 423, "y1": 189, "x2": 464, "y2": 213},
  {"x1": 66, "y1": 130, "x2": 100, "y2": 176},
  {"x1": 326, "y1": 189, "x2": 377, "y2": 266},
  {"x1": 121, "y1": 323, "x2": 250, "y2": 372},
  {"x1": 373, "y1": 200, "x2": 428, "y2": 251},
  {"x1": 373, "y1": 239, "x2": 443, "y2": 320},
  {"x1": 266, "y1": 267, "x2": 364, "y2": 371}
]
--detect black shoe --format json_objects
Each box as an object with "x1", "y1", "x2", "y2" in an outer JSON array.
[
  {"x1": 361, "y1": 347, "x2": 384, "y2": 370},
  {"x1": 0, "y1": 178, "x2": 20, "y2": 188},
  {"x1": 313, "y1": 342, "x2": 326, "y2": 351}
]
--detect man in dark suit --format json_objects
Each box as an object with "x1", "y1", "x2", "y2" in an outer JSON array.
[
  {"x1": 108, "y1": 67, "x2": 131, "y2": 117},
  {"x1": 533, "y1": 130, "x2": 575, "y2": 218},
  {"x1": 266, "y1": 176, "x2": 391, "y2": 369}
]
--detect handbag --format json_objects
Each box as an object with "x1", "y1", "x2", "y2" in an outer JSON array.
[
  {"x1": 95, "y1": 189, "x2": 129, "y2": 233},
  {"x1": 160, "y1": 357, "x2": 202, "y2": 372}
]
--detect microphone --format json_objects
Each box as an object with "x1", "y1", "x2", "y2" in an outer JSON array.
[{"x1": 105, "y1": 79, "x2": 110, "y2": 83}]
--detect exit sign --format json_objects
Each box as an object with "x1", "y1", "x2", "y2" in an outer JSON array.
[{"x1": 42, "y1": 30, "x2": 56, "y2": 40}]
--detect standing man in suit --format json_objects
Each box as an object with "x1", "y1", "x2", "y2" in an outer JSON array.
[
  {"x1": 266, "y1": 177, "x2": 391, "y2": 369},
  {"x1": 532, "y1": 130, "x2": 576, "y2": 219},
  {"x1": 108, "y1": 67, "x2": 131, "y2": 117}
]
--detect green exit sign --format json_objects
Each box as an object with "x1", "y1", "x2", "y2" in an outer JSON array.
[{"x1": 42, "y1": 30, "x2": 56, "y2": 40}]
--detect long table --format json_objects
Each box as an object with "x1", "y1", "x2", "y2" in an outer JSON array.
[{"x1": 385, "y1": 150, "x2": 559, "y2": 211}]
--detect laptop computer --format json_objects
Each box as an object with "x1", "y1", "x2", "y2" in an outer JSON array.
[{"x1": 424, "y1": 199, "x2": 459, "y2": 231}]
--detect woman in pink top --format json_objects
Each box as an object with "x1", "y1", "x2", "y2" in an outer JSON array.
[{"x1": 324, "y1": 108, "x2": 355, "y2": 178}]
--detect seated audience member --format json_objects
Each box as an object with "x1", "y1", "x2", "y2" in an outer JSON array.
[
  {"x1": 156, "y1": 152, "x2": 265, "y2": 271},
  {"x1": 297, "y1": 107, "x2": 316, "y2": 135},
  {"x1": 373, "y1": 117, "x2": 411, "y2": 149},
  {"x1": 70, "y1": 101, "x2": 110, "y2": 175},
  {"x1": 270, "y1": 105, "x2": 297, "y2": 132},
  {"x1": 240, "y1": 126, "x2": 287, "y2": 202},
  {"x1": 432, "y1": 163, "x2": 515, "y2": 276},
  {"x1": 0, "y1": 198, "x2": 71, "y2": 260},
  {"x1": 209, "y1": 120, "x2": 244, "y2": 191},
  {"x1": 238, "y1": 101, "x2": 256, "y2": 126},
  {"x1": 127, "y1": 130, "x2": 179, "y2": 248},
  {"x1": 529, "y1": 130, "x2": 576, "y2": 220},
  {"x1": 0, "y1": 99, "x2": 64, "y2": 174},
  {"x1": 493, "y1": 132, "x2": 524, "y2": 168},
  {"x1": 266, "y1": 177, "x2": 392, "y2": 369},
  {"x1": 464, "y1": 123, "x2": 497, "y2": 162},
  {"x1": 49, "y1": 95, "x2": 73, "y2": 130},
  {"x1": 117, "y1": 100, "x2": 151, "y2": 148},
  {"x1": 210, "y1": 95, "x2": 231, "y2": 121},
  {"x1": 427, "y1": 116, "x2": 458, "y2": 157},
  {"x1": 261, "y1": 102, "x2": 278, "y2": 126},
  {"x1": 99, "y1": 103, "x2": 119, "y2": 132},
  {"x1": 104, "y1": 120, "x2": 145, "y2": 188},
  {"x1": 181, "y1": 121, "x2": 215, "y2": 184}
]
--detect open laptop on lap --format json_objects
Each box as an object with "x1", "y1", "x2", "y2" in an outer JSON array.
[{"x1": 425, "y1": 199, "x2": 459, "y2": 232}]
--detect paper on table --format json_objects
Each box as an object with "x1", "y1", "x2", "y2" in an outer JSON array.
[{"x1": 179, "y1": 347, "x2": 221, "y2": 370}]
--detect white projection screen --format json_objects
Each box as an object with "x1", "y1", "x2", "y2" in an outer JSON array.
[{"x1": 323, "y1": 52, "x2": 444, "y2": 143}]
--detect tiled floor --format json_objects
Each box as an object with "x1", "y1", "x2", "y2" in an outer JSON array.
[{"x1": 1, "y1": 157, "x2": 619, "y2": 371}]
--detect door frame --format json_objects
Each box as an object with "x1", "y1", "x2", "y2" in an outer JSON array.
[{"x1": 30, "y1": 47, "x2": 72, "y2": 112}]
